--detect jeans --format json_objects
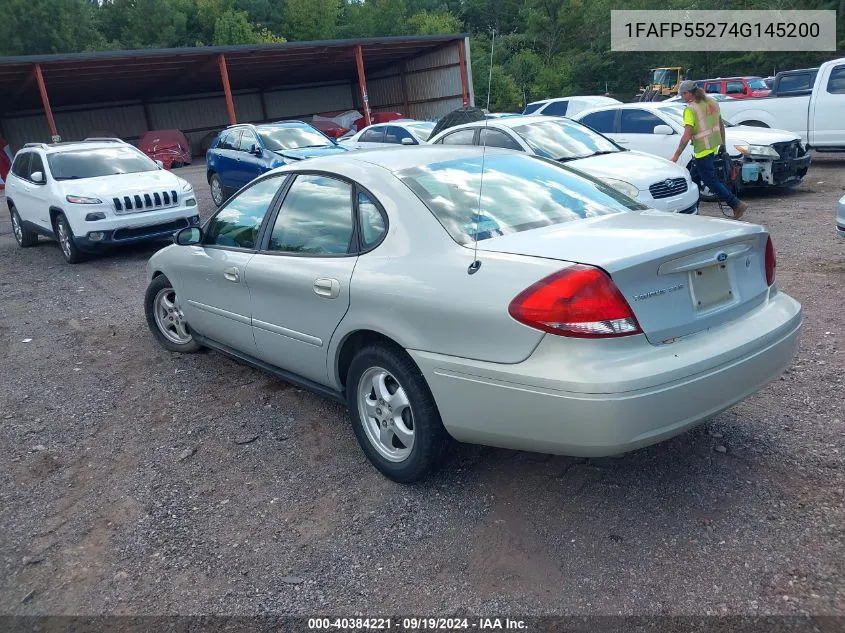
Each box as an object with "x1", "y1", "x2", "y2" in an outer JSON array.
[{"x1": 695, "y1": 152, "x2": 739, "y2": 208}]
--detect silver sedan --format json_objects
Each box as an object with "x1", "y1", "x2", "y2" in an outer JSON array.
[{"x1": 144, "y1": 147, "x2": 802, "y2": 482}]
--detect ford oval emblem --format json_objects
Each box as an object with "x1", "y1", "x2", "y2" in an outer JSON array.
[{"x1": 716, "y1": 252, "x2": 728, "y2": 262}]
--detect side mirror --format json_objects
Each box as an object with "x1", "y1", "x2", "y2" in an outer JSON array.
[
  {"x1": 30, "y1": 171, "x2": 45, "y2": 184},
  {"x1": 175, "y1": 227, "x2": 202, "y2": 246},
  {"x1": 155, "y1": 160, "x2": 164, "y2": 169},
  {"x1": 653, "y1": 124, "x2": 674, "y2": 135},
  {"x1": 250, "y1": 144, "x2": 262, "y2": 156},
  {"x1": 401, "y1": 137, "x2": 415, "y2": 145}
]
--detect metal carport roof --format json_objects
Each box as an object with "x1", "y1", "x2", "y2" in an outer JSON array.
[{"x1": 0, "y1": 34, "x2": 468, "y2": 115}]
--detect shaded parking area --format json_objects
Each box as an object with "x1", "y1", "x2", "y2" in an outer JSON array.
[{"x1": 0, "y1": 156, "x2": 843, "y2": 615}]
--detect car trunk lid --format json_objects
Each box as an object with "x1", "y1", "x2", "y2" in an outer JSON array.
[{"x1": 478, "y1": 211, "x2": 771, "y2": 344}]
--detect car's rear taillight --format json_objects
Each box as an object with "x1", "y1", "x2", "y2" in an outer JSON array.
[
  {"x1": 508, "y1": 265, "x2": 642, "y2": 338},
  {"x1": 765, "y1": 235, "x2": 776, "y2": 286}
]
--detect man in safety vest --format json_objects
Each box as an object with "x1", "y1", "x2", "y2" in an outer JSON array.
[{"x1": 671, "y1": 80, "x2": 748, "y2": 220}]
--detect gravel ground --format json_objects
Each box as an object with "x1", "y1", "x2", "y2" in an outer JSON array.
[{"x1": 0, "y1": 156, "x2": 843, "y2": 618}]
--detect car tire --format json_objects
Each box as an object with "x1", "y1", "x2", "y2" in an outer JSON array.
[
  {"x1": 209, "y1": 173, "x2": 227, "y2": 207},
  {"x1": 144, "y1": 274, "x2": 201, "y2": 353},
  {"x1": 346, "y1": 344, "x2": 451, "y2": 483},
  {"x1": 9, "y1": 206, "x2": 38, "y2": 247},
  {"x1": 54, "y1": 213, "x2": 86, "y2": 264}
]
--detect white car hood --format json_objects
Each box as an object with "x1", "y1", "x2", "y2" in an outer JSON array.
[
  {"x1": 58, "y1": 170, "x2": 188, "y2": 199},
  {"x1": 569, "y1": 150, "x2": 690, "y2": 190},
  {"x1": 726, "y1": 126, "x2": 799, "y2": 146}
]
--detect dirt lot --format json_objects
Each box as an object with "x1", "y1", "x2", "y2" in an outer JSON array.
[{"x1": 0, "y1": 156, "x2": 843, "y2": 618}]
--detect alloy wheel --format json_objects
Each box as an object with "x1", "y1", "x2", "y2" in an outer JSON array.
[{"x1": 357, "y1": 366, "x2": 415, "y2": 462}]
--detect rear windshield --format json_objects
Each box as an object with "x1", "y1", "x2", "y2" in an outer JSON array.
[
  {"x1": 257, "y1": 124, "x2": 335, "y2": 151},
  {"x1": 47, "y1": 147, "x2": 158, "y2": 180},
  {"x1": 396, "y1": 153, "x2": 645, "y2": 244}
]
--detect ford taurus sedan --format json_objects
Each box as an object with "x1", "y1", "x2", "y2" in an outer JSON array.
[{"x1": 144, "y1": 147, "x2": 802, "y2": 482}]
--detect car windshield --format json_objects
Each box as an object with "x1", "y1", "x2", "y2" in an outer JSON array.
[
  {"x1": 511, "y1": 118, "x2": 621, "y2": 161},
  {"x1": 747, "y1": 78, "x2": 768, "y2": 90},
  {"x1": 257, "y1": 124, "x2": 335, "y2": 151},
  {"x1": 658, "y1": 104, "x2": 734, "y2": 127},
  {"x1": 396, "y1": 153, "x2": 645, "y2": 245},
  {"x1": 406, "y1": 122, "x2": 435, "y2": 141},
  {"x1": 47, "y1": 147, "x2": 158, "y2": 180}
]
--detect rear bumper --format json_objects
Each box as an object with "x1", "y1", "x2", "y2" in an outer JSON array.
[{"x1": 410, "y1": 290, "x2": 802, "y2": 456}]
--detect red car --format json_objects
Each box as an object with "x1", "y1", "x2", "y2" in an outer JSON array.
[
  {"x1": 698, "y1": 77, "x2": 771, "y2": 99},
  {"x1": 137, "y1": 129, "x2": 192, "y2": 169}
]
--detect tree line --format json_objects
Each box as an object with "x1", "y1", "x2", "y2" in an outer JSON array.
[{"x1": 1, "y1": 0, "x2": 842, "y2": 112}]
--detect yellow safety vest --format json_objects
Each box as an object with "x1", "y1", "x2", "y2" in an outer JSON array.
[{"x1": 686, "y1": 98, "x2": 722, "y2": 158}]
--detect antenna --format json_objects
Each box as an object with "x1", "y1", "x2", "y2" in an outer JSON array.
[{"x1": 468, "y1": 29, "x2": 495, "y2": 276}]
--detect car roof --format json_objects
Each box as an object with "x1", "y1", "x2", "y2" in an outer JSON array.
[
  {"x1": 271, "y1": 145, "x2": 513, "y2": 174},
  {"x1": 24, "y1": 140, "x2": 136, "y2": 154},
  {"x1": 527, "y1": 95, "x2": 619, "y2": 106},
  {"x1": 572, "y1": 102, "x2": 684, "y2": 118},
  {"x1": 434, "y1": 115, "x2": 572, "y2": 131}
]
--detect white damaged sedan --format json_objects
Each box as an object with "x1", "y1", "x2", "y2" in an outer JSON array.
[{"x1": 144, "y1": 147, "x2": 802, "y2": 482}]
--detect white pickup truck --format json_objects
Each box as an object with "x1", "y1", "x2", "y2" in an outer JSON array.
[{"x1": 718, "y1": 56, "x2": 845, "y2": 151}]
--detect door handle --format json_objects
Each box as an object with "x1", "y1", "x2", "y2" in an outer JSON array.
[
  {"x1": 223, "y1": 266, "x2": 240, "y2": 283},
  {"x1": 313, "y1": 278, "x2": 340, "y2": 298}
]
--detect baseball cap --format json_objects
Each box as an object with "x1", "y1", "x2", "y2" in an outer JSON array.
[{"x1": 679, "y1": 80, "x2": 697, "y2": 93}]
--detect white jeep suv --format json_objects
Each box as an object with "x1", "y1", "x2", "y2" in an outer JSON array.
[{"x1": 5, "y1": 139, "x2": 199, "y2": 263}]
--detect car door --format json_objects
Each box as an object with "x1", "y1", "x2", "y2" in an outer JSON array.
[
  {"x1": 236, "y1": 128, "x2": 265, "y2": 186},
  {"x1": 7, "y1": 151, "x2": 35, "y2": 221},
  {"x1": 435, "y1": 128, "x2": 478, "y2": 145},
  {"x1": 360, "y1": 126, "x2": 388, "y2": 148},
  {"x1": 385, "y1": 125, "x2": 417, "y2": 146},
  {"x1": 215, "y1": 129, "x2": 243, "y2": 190},
  {"x1": 177, "y1": 174, "x2": 288, "y2": 353},
  {"x1": 245, "y1": 173, "x2": 360, "y2": 384},
  {"x1": 24, "y1": 152, "x2": 53, "y2": 229},
  {"x1": 616, "y1": 108, "x2": 676, "y2": 159},
  {"x1": 809, "y1": 63, "x2": 845, "y2": 147},
  {"x1": 478, "y1": 128, "x2": 524, "y2": 151},
  {"x1": 578, "y1": 109, "x2": 620, "y2": 143}
]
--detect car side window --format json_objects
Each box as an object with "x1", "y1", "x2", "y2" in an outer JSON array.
[
  {"x1": 204, "y1": 175, "x2": 284, "y2": 249},
  {"x1": 827, "y1": 65, "x2": 845, "y2": 94},
  {"x1": 479, "y1": 128, "x2": 522, "y2": 150},
  {"x1": 439, "y1": 129, "x2": 476, "y2": 145},
  {"x1": 542, "y1": 100, "x2": 568, "y2": 116},
  {"x1": 359, "y1": 127, "x2": 384, "y2": 143},
  {"x1": 620, "y1": 109, "x2": 665, "y2": 134},
  {"x1": 386, "y1": 126, "x2": 414, "y2": 144},
  {"x1": 705, "y1": 82, "x2": 721, "y2": 93},
  {"x1": 357, "y1": 190, "x2": 387, "y2": 250},
  {"x1": 239, "y1": 129, "x2": 257, "y2": 152},
  {"x1": 28, "y1": 153, "x2": 46, "y2": 180},
  {"x1": 11, "y1": 152, "x2": 31, "y2": 178},
  {"x1": 219, "y1": 130, "x2": 241, "y2": 150},
  {"x1": 579, "y1": 110, "x2": 617, "y2": 134},
  {"x1": 267, "y1": 174, "x2": 354, "y2": 255},
  {"x1": 726, "y1": 81, "x2": 745, "y2": 95}
]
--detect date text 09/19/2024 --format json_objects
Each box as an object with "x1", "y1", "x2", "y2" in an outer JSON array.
[{"x1": 307, "y1": 617, "x2": 528, "y2": 630}]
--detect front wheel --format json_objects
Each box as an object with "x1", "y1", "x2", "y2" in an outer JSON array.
[
  {"x1": 144, "y1": 274, "x2": 201, "y2": 353},
  {"x1": 346, "y1": 344, "x2": 451, "y2": 483},
  {"x1": 54, "y1": 213, "x2": 86, "y2": 264}
]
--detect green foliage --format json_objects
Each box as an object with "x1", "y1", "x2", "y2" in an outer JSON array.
[
  {"x1": 1, "y1": 0, "x2": 842, "y2": 118},
  {"x1": 283, "y1": 0, "x2": 341, "y2": 41}
]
